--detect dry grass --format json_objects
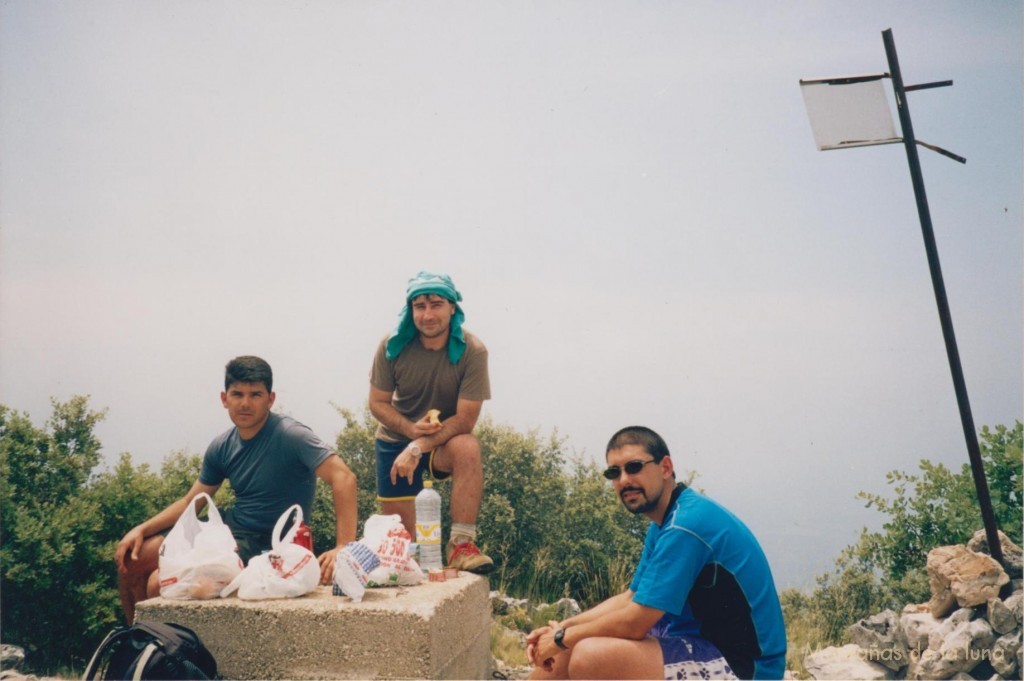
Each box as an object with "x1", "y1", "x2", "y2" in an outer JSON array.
[{"x1": 490, "y1": 621, "x2": 529, "y2": 667}]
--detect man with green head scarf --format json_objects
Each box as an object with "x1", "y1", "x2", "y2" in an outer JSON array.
[{"x1": 368, "y1": 271, "x2": 494, "y2": 574}]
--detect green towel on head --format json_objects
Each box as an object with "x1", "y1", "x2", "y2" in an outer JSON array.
[{"x1": 385, "y1": 271, "x2": 467, "y2": 364}]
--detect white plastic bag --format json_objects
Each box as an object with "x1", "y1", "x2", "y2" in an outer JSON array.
[
  {"x1": 159, "y1": 492, "x2": 243, "y2": 600},
  {"x1": 332, "y1": 541, "x2": 380, "y2": 603},
  {"x1": 220, "y1": 505, "x2": 321, "y2": 600},
  {"x1": 362, "y1": 514, "x2": 425, "y2": 587}
]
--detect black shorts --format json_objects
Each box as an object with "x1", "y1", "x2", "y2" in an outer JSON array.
[
  {"x1": 223, "y1": 508, "x2": 272, "y2": 564},
  {"x1": 375, "y1": 438, "x2": 451, "y2": 501}
]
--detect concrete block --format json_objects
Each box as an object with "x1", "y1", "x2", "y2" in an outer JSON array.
[{"x1": 136, "y1": 574, "x2": 491, "y2": 680}]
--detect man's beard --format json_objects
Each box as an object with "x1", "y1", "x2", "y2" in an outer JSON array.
[
  {"x1": 620, "y1": 485, "x2": 662, "y2": 515},
  {"x1": 417, "y1": 323, "x2": 449, "y2": 340}
]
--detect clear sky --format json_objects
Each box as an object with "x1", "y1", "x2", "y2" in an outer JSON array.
[{"x1": 1, "y1": 1, "x2": 1020, "y2": 590}]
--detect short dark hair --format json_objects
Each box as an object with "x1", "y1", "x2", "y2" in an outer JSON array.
[
  {"x1": 606, "y1": 425, "x2": 670, "y2": 462},
  {"x1": 225, "y1": 356, "x2": 273, "y2": 392}
]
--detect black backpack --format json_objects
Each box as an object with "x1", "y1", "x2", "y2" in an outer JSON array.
[{"x1": 82, "y1": 621, "x2": 218, "y2": 680}]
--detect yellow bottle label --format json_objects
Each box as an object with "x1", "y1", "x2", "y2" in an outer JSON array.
[{"x1": 416, "y1": 522, "x2": 441, "y2": 544}]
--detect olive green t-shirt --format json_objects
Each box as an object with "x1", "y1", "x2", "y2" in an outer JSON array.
[{"x1": 370, "y1": 330, "x2": 490, "y2": 442}]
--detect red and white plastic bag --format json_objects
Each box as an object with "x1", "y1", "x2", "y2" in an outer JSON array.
[
  {"x1": 220, "y1": 505, "x2": 320, "y2": 600},
  {"x1": 362, "y1": 514, "x2": 424, "y2": 587},
  {"x1": 159, "y1": 492, "x2": 243, "y2": 600}
]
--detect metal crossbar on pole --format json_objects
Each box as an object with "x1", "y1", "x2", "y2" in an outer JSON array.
[{"x1": 881, "y1": 28, "x2": 1003, "y2": 565}]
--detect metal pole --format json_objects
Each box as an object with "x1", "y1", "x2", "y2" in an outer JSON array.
[{"x1": 881, "y1": 28, "x2": 1003, "y2": 565}]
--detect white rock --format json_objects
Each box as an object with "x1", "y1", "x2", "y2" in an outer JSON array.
[
  {"x1": 848, "y1": 609, "x2": 908, "y2": 671},
  {"x1": 991, "y1": 629, "x2": 1021, "y2": 678},
  {"x1": 552, "y1": 597, "x2": 581, "y2": 619},
  {"x1": 940, "y1": 619, "x2": 997, "y2": 675},
  {"x1": 900, "y1": 611, "x2": 941, "y2": 653},
  {"x1": 988, "y1": 596, "x2": 1018, "y2": 634},
  {"x1": 909, "y1": 649, "x2": 958, "y2": 679},
  {"x1": 804, "y1": 644, "x2": 892, "y2": 680},
  {"x1": 1005, "y1": 592, "x2": 1023, "y2": 625},
  {"x1": 967, "y1": 529, "x2": 1023, "y2": 578},
  {"x1": 928, "y1": 607, "x2": 975, "y2": 650}
]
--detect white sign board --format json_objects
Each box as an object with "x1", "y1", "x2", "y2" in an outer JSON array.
[{"x1": 800, "y1": 76, "x2": 900, "y2": 151}]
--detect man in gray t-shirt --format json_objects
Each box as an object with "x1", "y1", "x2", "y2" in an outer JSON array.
[
  {"x1": 114, "y1": 356, "x2": 357, "y2": 622},
  {"x1": 200, "y1": 411, "x2": 332, "y2": 533}
]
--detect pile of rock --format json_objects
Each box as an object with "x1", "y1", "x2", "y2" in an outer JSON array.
[
  {"x1": 489, "y1": 592, "x2": 582, "y2": 679},
  {"x1": 0, "y1": 644, "x2": 54, "y2": 681},
  {"x1": 490, "y1": 592, "x2": 582, "y2": 621},
  {"x1": 805, "y1": 530, "x2": 1023, "y2": 680}
]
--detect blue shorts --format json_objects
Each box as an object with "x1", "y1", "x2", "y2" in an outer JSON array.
[
  {"x1": 375, "y1": 438, "x2": 451, "y2": 501},
  {"x1": 655, "y1": 633, "x2": 736, "y2": 680}
]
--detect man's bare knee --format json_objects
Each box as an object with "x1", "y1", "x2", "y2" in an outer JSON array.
[
  {"x1": 439, "y1": 434, "x2": 482, "y2": 466},
  {"x1": 450, "y1": 432, "x2": 481, "y2": 452},
  {"x1": 567, "y1": 638, "x2": 607, "y2": 671},
  {"x1": 568, "y1": 638, "x2": 663, "y2": 680},
  {"x1": 146, "y1": 570, "x2": 161, "y2": 599},
  {"x1": 121, "y1": 535, "x2": 164, "y2": 576}
]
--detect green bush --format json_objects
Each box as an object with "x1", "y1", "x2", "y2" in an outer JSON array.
[
  {"x1": 1, "y1": 398, "x2": 120, "y2": 671},
  {"x1": 856, "y1": 421, "x2": 1022, "y2": 604},
  {"x1": 783, "y1": 421, "x2": 1023, "y2": 673},
  {"x1": 310, "y1": 405, "x2": 380, "y2": 550},
  {"x1": 0, "y1": 399, "x2": 219, "y2": 673}
]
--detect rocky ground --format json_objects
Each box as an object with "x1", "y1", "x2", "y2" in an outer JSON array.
[
  {"x1": 492, "y1": 659, "x2": 533, "y2": 679},
  {"x1": 0, "y1": 649, "x2": 63, "y2": 681}
]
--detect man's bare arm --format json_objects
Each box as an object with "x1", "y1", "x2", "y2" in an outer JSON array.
[
  {"x1": 313, "y1": 454, "x2": 358, "y2": 584},
  {"x1": 368, "y1": 385, "x2": 417, "y2": 440},
  {"x1": 525, "y1": 590, "x2": 633, "y2": 650},
  {"x1": 531, "y1": 595, "x2": 664, "y2": 665},
  {"x1": 414, "y1": 398, "x2": 482, "y2": 451}
]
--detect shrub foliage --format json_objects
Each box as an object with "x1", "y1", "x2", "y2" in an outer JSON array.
[{"x1": 6, "y1": 394, "x2": 1017, "y2": 675}]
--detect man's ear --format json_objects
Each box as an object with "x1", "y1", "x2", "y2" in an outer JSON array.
[
  {"x1": 661, "y1": 455, "x2": 675, "y2": 479},
  {"x1": 268, "y1": 391, "x2": 276, "y2": 408},
  {"x1": 220, "y1": 391, "x2": 228, "y2": 408}
]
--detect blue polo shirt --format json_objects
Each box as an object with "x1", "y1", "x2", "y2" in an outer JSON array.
[{"x1": 629, "y1": 484, "x2": 787, "y2": 679}]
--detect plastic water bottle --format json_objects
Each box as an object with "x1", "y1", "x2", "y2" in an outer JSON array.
[{"x1": 415, "y1": 480, "x2": 443, "y2": 571}]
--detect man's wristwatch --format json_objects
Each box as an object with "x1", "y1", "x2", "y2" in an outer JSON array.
[
  {"x1": 406, "y1": 443, "x2": 423, "y2": 459},
  {"x1": 553, "y1": 627, "x2": 568, "y2": 650}
]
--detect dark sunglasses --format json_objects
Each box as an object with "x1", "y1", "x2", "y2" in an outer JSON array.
[{"x1": 602, "y1": 459, "x2": 657, "y2": 480}]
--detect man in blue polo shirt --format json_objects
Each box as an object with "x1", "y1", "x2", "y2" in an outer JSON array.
[{"x1": 526, "y1": 426, "x2": 786, "y2": 680}]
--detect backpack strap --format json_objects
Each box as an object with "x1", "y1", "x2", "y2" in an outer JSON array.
[
  {"x1": 176, "y1": 657, "x2": 213, "y2": 680},
  {"x1": 130, "y1": 643, "x2": 159, "y2": 681},
  {"x1": 81, "y1": 627, "x2": 130, "y2": 681}
]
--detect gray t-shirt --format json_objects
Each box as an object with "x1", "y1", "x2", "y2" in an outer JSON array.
[{"x1": 199, "y1": 412, "x2": 333, "y2": 534}]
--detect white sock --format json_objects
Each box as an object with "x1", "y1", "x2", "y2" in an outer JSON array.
[{"x1": 450, "y1": 523, "x2": 476, "y2": 544}]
